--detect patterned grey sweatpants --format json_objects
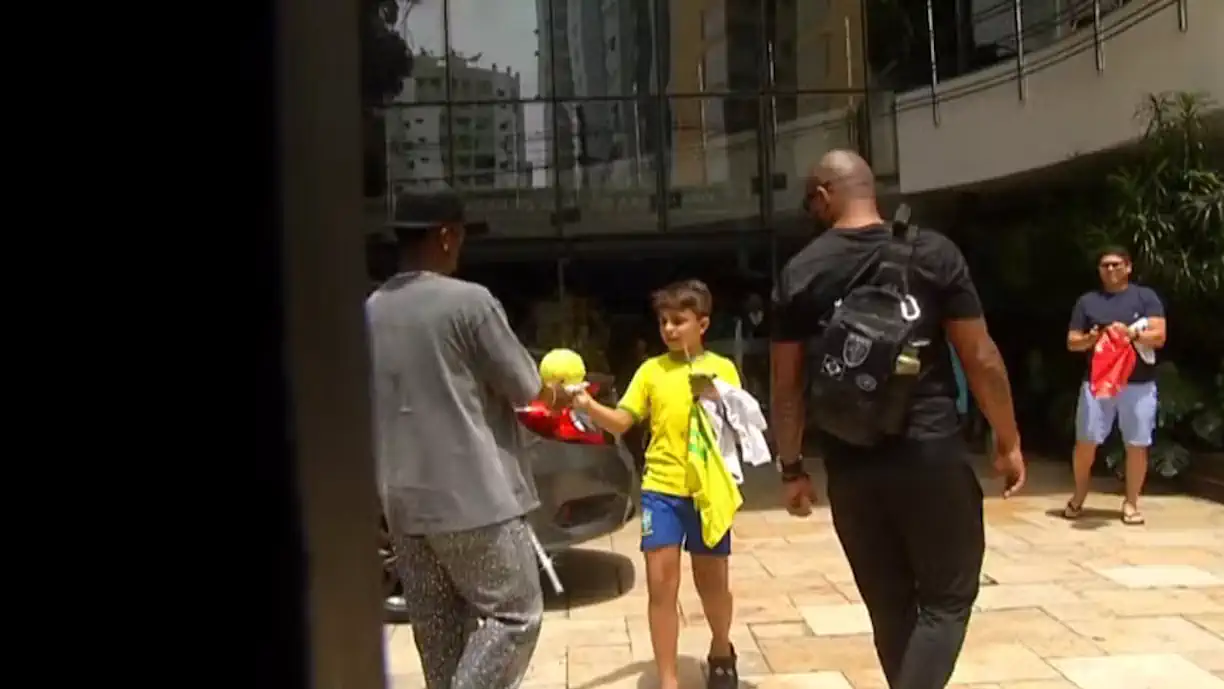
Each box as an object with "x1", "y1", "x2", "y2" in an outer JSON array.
[{"x1": 391, "y1": 517, "x2": 544, "y2": 689}]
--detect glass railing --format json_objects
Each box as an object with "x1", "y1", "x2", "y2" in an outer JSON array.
[{"x1": 889, "y1": 0, "x2": 1173, "y2": 119}]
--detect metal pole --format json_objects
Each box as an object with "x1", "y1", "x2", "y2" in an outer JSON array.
[
  {"x1": 632, "y1": 84, "x2": 644, "y2": 186},
  {"x1": 384, "y1": 110, "x2": 394, "y2": 220},
  {"x1": 1011, "y1": 0, "x2": 1027, "y2": 102},
  {"x1": 1092, "y1": 0, "x2": 1104, "y2": 72},
  {"x1": 441, "y1": 1, "x2": 456, "y2": 187},
  {"x1": 697, "y1": 63, "x2": 708, "y2": 186},
  {"x1": 546, "y1": 0, "x2": 563, "y2": 238},
  {"x1": 924, "y1": 0, "x2": 940, "y2": 126}
]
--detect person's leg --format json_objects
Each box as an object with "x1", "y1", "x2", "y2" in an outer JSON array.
[
  {"x1": 1070, "y1": 381, "x2": 1116, "y2": 513},
  {"x1": 684, "y1": 500, "x2": 736, "y2": 687},
  {"x1": 428, "y1": 517, "x2": 544, "y2": 689},
  {"x1": 826, "y1": 466, "x2": 917, "y2": 684},
  {"x1": 892, "y1": 460, "x2": 985, "y2": 689},
  {"x1": 393, "y1": 532, "x2": 470, "y2": 688},
  {"x1": 640, "y1": 491, "x2": 686, "y2": 689},
  {"x1": 1117, "y1": 382, "x2": 1158, "y2": 523}
]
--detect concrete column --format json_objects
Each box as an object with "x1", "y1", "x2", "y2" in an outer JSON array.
[{"x1": 278, "y1": 0, "x2": 386, "y2": 685}]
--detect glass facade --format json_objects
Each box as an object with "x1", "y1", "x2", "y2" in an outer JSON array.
[
  {"x1": 374, "y1": 0, "x2": 893, "y2": 394},
  {"x1": 382, "y1": 0, "x2": 887, "y2": 239},
  {"x1": 371, "y1": 0, "x2": 1137, "y2": 396}
]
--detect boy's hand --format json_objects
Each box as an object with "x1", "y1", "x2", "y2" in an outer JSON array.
[{"x1": 570, "y1": 390, "x2": 593, "y2": 410}]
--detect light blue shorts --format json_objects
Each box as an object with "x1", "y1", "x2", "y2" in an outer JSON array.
[{"x1": 1075, "y1": 381, "x2": 1158, "y2": 447}]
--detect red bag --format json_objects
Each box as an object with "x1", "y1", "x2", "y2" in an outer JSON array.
[{"x1": 1090, "y1": 329, "x2": 1137, "y2": 399}]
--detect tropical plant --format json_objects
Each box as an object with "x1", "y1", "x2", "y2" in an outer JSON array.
[
  {"x1": 1084, "y1": 91, "x2": 1224, "y2": 301},
  {"x1": 1104, "y1": 360, "x2": 1224, "y2": 479}
]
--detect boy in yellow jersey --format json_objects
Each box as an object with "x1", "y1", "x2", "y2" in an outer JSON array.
[{"x1": 567, "y1": 280, "x2": 740, "y2": 689}]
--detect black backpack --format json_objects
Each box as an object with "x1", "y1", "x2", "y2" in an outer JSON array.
[{"x1": 807, "y1": 205, "x2": 925, "y2": 447}]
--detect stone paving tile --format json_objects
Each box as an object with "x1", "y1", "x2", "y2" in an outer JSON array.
[
  {"x1": 382, "y1": 461, "x2": 1224, "y2": 687},
  {"x1": 799, "y1": 602, "x2": 873, "y2": 637},
  {"x1": 1093, "y1": 564, "x2": 1223, "y2": 589},
  {"x1": 1058, "y1": 614, "x2": 1224, "y2": 655},
  {"x1": 740, "y1": 672, "x2": 854, "y2": 688},
  {"x1": 1051, "y1": 653, "x2": 1224, "y2": 689}
]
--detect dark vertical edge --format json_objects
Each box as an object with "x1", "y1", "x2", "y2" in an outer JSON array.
[
  {"x1": 757, "y1": 0, "x2": 775, "y2": 238},
  {"x1": 547, "y1": 0, "x2": 564, "y2": 238},
  {"x1": 858, "y1": 0, "x2": 874, "y2": 166},
  {"x1": 924, "y1": 0, "x2": 940, "y2": 126},
  {"x1": 264, "y1": 0, "x2": 306, "y2": 684},
  {"x1": 653, "y1": 0, "x2": 669, "y2": 234},
  {"x1": 1012, "y1": 0, "x2": 1027, "y2": 101},
  {"x1": 1092, "y1": 0, "x2": 1105, "y2": 71}
]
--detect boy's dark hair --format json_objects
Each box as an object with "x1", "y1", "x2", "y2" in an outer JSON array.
[
  {"x1": 651, "y1": 280, "x2": 713, "y2": 317},
  {"x1": 1096, "y1": 245, "x2": 1131, "y2": 264}
]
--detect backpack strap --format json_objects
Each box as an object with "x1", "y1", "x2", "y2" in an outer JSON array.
[
  {"x1": 816, "y1": 205, "x2": 921, "y2": 328},
  {"x1": 872, "y1": 203, "x2": 918, "y2": 294}
]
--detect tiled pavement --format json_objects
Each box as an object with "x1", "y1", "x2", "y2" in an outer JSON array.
[{"x1": 385, "y1": 460, "x2": 1224, "y2": 688}]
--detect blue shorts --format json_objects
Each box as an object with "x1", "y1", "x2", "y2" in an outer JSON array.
[
  {"x1": 639, "y1": 490, "x2": 731, "y2": 556},
  {"x1": 1075, "y1": 381, "x2": 1158, "y2": 447}
]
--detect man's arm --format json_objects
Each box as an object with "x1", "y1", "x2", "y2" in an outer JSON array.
[
  {"x1": 1066, "y1": 296, "x2": 1099, "y2": 352},
  {"x1": 468, "y1": 293, "x2": 551, "y2": 407},
  {"x1": 770, "y1": 271, "x2": 813, "y2": 466}
]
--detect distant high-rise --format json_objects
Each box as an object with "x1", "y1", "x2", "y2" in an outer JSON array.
[{"x1": 386, "y1": 52, "x2": 531, "y2": 192}]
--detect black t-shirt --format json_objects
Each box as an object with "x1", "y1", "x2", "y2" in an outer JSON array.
[
  {"x1": 772, "y1": 224, "x2": 984, "y2": 462},
  {"x1": 1067, "y1": 284, "x2": 1164, "y2": 384}
]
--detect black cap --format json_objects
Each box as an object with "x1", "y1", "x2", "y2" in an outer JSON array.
[{"x1": 386, "y1": 188, "x2": 488, "y2": 239}]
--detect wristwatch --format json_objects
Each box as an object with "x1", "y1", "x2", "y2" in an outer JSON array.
[{"x1": 776, "y1": 454, "x2": 808, "y2": 482}]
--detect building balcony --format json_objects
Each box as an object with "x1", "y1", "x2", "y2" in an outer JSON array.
[{"x1": 893, "y1": 0, "x2": 1220, "y2": 194}]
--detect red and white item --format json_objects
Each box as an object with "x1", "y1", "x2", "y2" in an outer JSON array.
[{"x1": 1090, "y1": 328, "x2": 1137, "y2": 399}]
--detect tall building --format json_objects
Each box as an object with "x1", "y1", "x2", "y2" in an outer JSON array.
[
  {"x1": 386, "y1": 52, "x2": 531, "y2": 192},
  {"x1": 538, "y1": 0, "x2": 664, "y2": 190},
  {"x1": 669, "y1": 0, "x2": 866, "y2": 188}
]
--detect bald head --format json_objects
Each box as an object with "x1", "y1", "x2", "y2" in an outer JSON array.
[
  {"x1": 802, "y1": 149, "x2": 883, "y2": 229},
  {"x1": 808, "y1": 149, "x2": 875, "y2": 198}
]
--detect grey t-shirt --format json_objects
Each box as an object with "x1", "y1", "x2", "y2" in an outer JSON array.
[{"x1": 366, "y1": 271, "x2": 542, "y2": 534}]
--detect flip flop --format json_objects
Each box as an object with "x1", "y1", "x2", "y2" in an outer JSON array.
[
  {"x1": 1121, "y1": 502, "x2": 1146, "y2": 525},
  {"x1": 1062, "y1": 501, "x2": 1084, "y2": 520}
]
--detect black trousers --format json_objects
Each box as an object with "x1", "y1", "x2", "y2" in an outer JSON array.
[{"x1": 826, "y1": 456, "x2": 985, "y2": 689}]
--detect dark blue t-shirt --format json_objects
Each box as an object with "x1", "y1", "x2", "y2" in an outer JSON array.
[{"x1": 1068, "y1": 284, "x2": 1164, "y2": 383}]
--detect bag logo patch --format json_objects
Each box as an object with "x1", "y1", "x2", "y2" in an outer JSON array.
[
  {"x1": 821, "y1": 355, "x2": 845, "y2": 380},
  {"x1": 855, "y1": 373, "x2": 877, "y2": 392},
  {"x1": 842, "y1": 333, "x2": 872, "y2": 369}
]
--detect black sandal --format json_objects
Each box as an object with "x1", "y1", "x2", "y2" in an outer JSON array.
[{"x1": 1062, "y1": 501, "x2": 1084, "y2": 520}]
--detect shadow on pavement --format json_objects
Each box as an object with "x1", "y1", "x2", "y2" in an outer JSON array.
[
  {"x1": 733, "y1": 453, "x2": 1177, "y2": 513},
  {"x1": 543, "y1": 547, "x2": 635, "y2": 612},
  {"x1": 1042, "y1": 506, "x2": 1118, "y2": 531},
  {"x1": 567, "y1": 656, "x2": 705, "y2": 689}
]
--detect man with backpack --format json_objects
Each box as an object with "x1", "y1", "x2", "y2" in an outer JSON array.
[{"x1": 769, "y1": 150, "x2": 1026, "y2": 689}]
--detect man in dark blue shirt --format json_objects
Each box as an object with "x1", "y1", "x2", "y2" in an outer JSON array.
[{"x1": 1064, "y1": 246, "x2": 1167, "y2": 525}]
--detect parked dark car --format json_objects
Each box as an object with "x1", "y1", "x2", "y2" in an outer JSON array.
[{"x1": 379, "y1": 367, "x2": 639, "y2": 622}]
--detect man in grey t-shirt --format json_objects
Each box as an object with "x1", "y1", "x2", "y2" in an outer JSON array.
[{"x1": 367, "y1": 190, "x2": 553, "y2": 689}]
